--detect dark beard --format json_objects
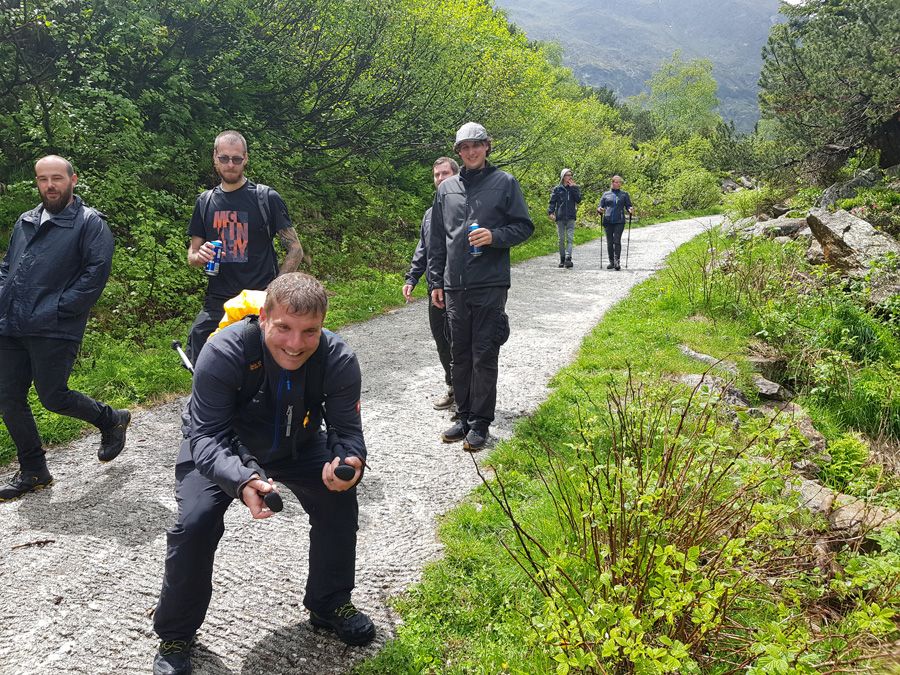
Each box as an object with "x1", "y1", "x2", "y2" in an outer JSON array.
[{"x1": 41, "y1": 186, "x2": 73, "y2": 214}]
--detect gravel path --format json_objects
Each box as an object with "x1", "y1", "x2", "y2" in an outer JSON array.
[{"x1": 0, "y1": 216, "x2": 718, "y2": 674}]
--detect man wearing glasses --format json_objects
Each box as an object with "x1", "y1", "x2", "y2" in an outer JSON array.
[{"x1": 185, "y1": 130, "x2": 304, "y2": 362}]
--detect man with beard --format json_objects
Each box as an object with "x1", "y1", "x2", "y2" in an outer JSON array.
[
  {"x1": 0, "y1": 155, "x2": 130, "y2": 501},
  {"x1": 186, "y1": 130, "x2": 303, "y2": 363}
]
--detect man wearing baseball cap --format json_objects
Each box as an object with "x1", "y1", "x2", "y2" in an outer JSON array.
[{"x1": 427, "y1": 123, "x2": 533, "y2": 451}]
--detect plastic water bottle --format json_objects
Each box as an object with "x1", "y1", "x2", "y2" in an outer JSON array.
[
  {"x1": 205, "y1": 240, "x2": 223, "y2": 276},
  {"x1": 468, "y1": 222, "x2": 482, "y2": 256}
]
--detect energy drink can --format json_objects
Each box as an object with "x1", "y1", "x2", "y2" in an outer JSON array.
[
  {"x1": 468, "y1": 222, "x2": 482, "y2": 256},
  {"x1": 205, "y1": 240, "x2": 223, "y2": 276}
]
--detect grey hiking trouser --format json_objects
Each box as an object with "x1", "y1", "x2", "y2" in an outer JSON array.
[{"x1": 557, "y1": 218, "x2": 575, "y2": 260}]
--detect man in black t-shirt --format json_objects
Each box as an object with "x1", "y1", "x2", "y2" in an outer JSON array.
[{"x1": 186, "y1": 130, "x2": 303, "y2": 362}]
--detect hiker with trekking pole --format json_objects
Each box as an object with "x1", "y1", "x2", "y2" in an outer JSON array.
[
  {"x1": 152, "y1": 272, "x2": 375, "y2": 675},
  {"x1": 596, "y1": 175, "x2": 634, "y2": 271}
]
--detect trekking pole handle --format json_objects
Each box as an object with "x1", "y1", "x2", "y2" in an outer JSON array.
[{"x1": 235, "y1": 443, "x2": 284, "y2": 513}]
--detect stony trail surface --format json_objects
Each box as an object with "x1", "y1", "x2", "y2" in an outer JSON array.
[{"x1": 0, "y1": 216, "x2": 718, "y2": 674}]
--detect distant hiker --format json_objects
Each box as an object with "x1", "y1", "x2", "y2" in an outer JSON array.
[
  {"x1": 597, "y1": 174, "x2": 634, "y2": 271},
  {"x1": 402, "y1": 156, "x2": 460, "y2": 411},
  {"x1": 185, "y1": 129, "x2": 303, "y2": 363},
  {"x1": 0, "y1": 155, "x2": 130, "y2": 501},
  {"x1": 152, "y1": 272, "x2": 374, "y2": 675},
  {"x1": 547, "y1": 168, "x2": 582, "y2": 268},
  {"x1": 428, "y1": 122, "x2": 534, "y2": 451}
]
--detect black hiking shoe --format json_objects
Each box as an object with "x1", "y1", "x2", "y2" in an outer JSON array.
[
  {"x1": 153, "y1": 638, "x2": 193, "y2": 675},
  {"x1": 614, "y1": 260, "x2": 621, "y2": 271},
  {"x1": 463, "y1": 427, "x2": 489, "y2": 452},
  {"x1": 433, "y1": 388, "x2": 454, "y2": 411},
  {"x1": 441, "y1": 419, "x2": 468, "y2": 443},
  {"x1": 0, "y1": 468, "x2": 54, "y2": 502},
  {"x1": 557, "y1": 259, "x2": 565, "y2": 268},
  {"x1": 606, "y1": 262, "x2": 615, "y2": 269},
  {"x1": 564, "y1": 257, "x2": 573, "y2": 268},
  {"x1": 310, "y1": 602, "x2": 376, "y2": 646},
  {"x1": 98, "y1": 409, "x2": 131, "y2": 462}
]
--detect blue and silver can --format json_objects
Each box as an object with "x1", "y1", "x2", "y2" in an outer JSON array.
[
  {"x1": 468, "y1": 222, "x2": 483, "y2": 256},
  {"x1": 205, "y1": 240, "x2": 223, "y2": 276}
]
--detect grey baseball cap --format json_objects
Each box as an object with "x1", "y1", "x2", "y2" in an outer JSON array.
[{"x1": 454, "y1": 122, "x2": 490, "y2": 152}]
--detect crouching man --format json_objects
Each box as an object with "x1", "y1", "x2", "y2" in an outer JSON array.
[{"x1": 152, "y1": 272, "x2": 374, "y2": 675}]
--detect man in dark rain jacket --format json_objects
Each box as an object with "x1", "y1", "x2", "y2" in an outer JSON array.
[
  {"x1": 0, "y1": 155, "x2": 130, "y2": 502},
  {"x1": 427, "y1": 122, "x2": 534, "y2": 452},
  {"x1": 152, "y1": 272, "x2": 374, "y2": 675}
]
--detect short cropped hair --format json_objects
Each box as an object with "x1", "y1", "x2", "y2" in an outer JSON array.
[
  {"x1": 433, "y1": 157, "x2": 460, "y2": 174},
  {"x1": 265, "y1": 273, "x2": 328, "y2": 317},
  {"x1": 214, "y1": 130, "x2": 248, "y2": 154}
]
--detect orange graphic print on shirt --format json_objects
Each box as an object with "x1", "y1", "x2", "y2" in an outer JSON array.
[{"x1": 212, "y1": 210, "x2": 249, "y2": 262}]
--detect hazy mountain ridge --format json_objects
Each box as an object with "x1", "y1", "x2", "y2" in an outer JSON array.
[{"x1": 494, "y1": 0, "x2": 782, "y2": 131}]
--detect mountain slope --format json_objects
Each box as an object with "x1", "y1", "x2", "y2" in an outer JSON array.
[{"x1": 495, "y1": 0, "x2": 782, "y2": 131}]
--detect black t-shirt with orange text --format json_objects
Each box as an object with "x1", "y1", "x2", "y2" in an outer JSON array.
[{"x1": 188, "y1": 181, "x2": 292, "y2": 300}]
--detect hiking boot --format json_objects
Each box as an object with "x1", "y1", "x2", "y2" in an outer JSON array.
[
  {"x1": 606, "y1": 262, "x2": 615, "y2": 269},
  {"x1": 153, "y1": 638, "x2": 193, "y2": 675},
  {"x1": 433, "y1": 388, "x2": 454, "y2": 411},
  {"x1": 463, "y1": 427, "x2": 489, "y2": 452},
  {"x1": 564, "y1": 257, "x2": 573, "y2": 269},
  {"x1": 310, "y1": 602, "x2": 376, "y2": 646},
  {"x1": 0, "y1": 468, "x2": 54, "y2": 502},
  {"x1": 98, "y1": 409, "x2": 131, "y2": 462},
  {"x1": 441, "y1": 419, "x2": 468, "y2": 443},
  {"x1": 614, "y1": 260, "x2": 621, "y2": 271},
  {"x1": 557, "y1": 259, "x2": 565, "y2": 268}
]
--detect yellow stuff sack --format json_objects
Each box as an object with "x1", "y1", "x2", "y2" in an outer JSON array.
[{"x1": 210, "y1": 289, "x2": 267, "y2": 338}]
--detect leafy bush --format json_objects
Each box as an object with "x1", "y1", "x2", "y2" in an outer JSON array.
[
  {"x1": 663, "y1": 167, "x2": 721, "y2": 211},
  {"x1": 723, "y1": 184, "x2": 783, "y2": 219},
  {"x1": 838, "y1": 188, "x2": 900, "y2": 238},
  {"x1": 820, "y1": 433, "x2": 870, "y2": 493}
]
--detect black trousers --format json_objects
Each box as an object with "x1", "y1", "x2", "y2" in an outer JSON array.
[
  {"x1": 444, "y1": 287, "x2": 510, "y2": 430},
  {"x1": 427, "y1": 299, "x2": 452, "y2": 387},
  {"x1": 186, "y1": 296, "x2": 228, "y2": 364},
  {"x1": 605, "y1": 222, "x2": 626, "y2": 264},
  {"x1": 0, "y1": 335, "x2": 114, "y2": 472},
  {"x1": 153, "y1": 440, "x2": 359, "y2": 642}
]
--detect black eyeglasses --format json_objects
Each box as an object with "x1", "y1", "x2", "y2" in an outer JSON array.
[{"x1": 216, "y1": 155, "x2": 245, "y2": 165}]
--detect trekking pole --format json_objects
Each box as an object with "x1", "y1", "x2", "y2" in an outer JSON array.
[
  {"x1": 598, "y1": 212, "x2": 604, "y2": 269},
  {"x1": 171, "y1": 340, "x2": 284, "y2": 512},
  {"x1": 172, "y1": 340, "x2": 194, "y2": 373},
  {"x1": 625, "y1": 213, "x2": 633, "y2": 269}
]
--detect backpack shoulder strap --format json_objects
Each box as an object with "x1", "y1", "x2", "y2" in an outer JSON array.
[
  {"x1": 239, "y1": 315, "x2": 265, "y2": 406},
  {"x1": 253, "y1": 182, "x2": 272, "y2": 231},
  {"x1": 198, "y1": 188, "x2": 215, "y2": 225},
  {"x1": 303, "y1": 332, "x2": 328, "y2": 413}
]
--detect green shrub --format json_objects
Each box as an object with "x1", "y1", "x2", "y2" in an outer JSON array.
[
  {"x1": 723, "y1": 184, "x2": 782, "y2": 219},
  {"x1": 663, "y1": 167, "x2": 722, "y2": 211},
  {"x1": 821, "y1": 433, "x2": 870, "y2": 493}
]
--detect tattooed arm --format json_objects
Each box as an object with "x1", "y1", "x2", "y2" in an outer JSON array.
[{"x1": 277, "y1": 226, "x2": 304, "y2": 274}]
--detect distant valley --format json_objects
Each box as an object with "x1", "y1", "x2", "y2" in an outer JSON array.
[{"x1": 493, "y1": 0, "x2": 782, "y2": 131}]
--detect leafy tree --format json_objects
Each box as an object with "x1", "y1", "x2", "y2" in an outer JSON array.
[
  {"x1": 758, "y1": 0, "x2": 900, "y2": 172},
  {"x1": 634, "y1": 52, "x2": 721, "y2": 143}
]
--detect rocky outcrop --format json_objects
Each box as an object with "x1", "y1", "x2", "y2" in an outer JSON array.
[
  {"x1": 806, "y1": 208, "x2": 900, "y2": 273},
  {"x1": 818, "y1": 168, "x2": 880, "y2": 208}
]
